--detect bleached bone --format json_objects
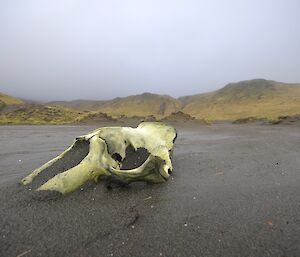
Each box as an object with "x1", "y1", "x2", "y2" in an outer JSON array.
[{"x1": 20, "y1": 122, "x2": 177, "y2": 194}]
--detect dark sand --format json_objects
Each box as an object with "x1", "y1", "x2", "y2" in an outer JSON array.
[{"x1": 0, "y1": 124, "x2": 299, "y2": 257}]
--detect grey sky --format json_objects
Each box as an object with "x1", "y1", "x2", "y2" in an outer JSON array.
[{"x1": 0, "y1": 0, "x2": 299, "y2": 101}]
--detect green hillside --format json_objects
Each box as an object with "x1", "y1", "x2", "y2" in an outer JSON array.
[
  {"x1": 0, "y1": 92, "x2": 24, "y2": 111},
  {"x1": 1, "y1": 79, "x2": 300, "y2": 124},
  {"x1": 0, "y1": 105, "x2": 84, "y2": 125},
  {"x1": 180, "y1": 79, "x2": 300, "y2": 121},
  {"x1": 95, "y1": 93, "x2": 182, "y2": 118},
  {"x1": 49, "y1": 93, "x2": 182, "y2": 118},
  {"x1": 0, "y1": 92, "x2": 24, "y2": 105}
]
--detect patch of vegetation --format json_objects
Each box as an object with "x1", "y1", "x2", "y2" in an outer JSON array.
[
  {"x1": 270, "y1": 114, "x2": 300, "y2": 125},
  {"x1": 75, "y1": 111, "x2": 116, "y2": 124},
  {"x1": 0, "y1": 93, "x2": 24, "y2": 105},
  {"x1": 0, "y1": 101, "x2": 6, "y2": 112},
  {"x1": 0, "y1": 105, "x2": 84, "y2": 125},
  {"x1": 232, "y1": 117, "x2": 269, "y2": 124}
]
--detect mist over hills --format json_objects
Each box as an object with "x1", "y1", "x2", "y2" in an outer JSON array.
[
  {"x1": 47, "y1": 99, "x2": 108, "y2": 111},
  {"x1": 1, "y1": 79, "x2": 300, "y2": 124}
]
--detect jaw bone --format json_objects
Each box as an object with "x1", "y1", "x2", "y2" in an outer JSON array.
[{"x1": 20, "y1": 122, "x2": 177, "y2": 194}]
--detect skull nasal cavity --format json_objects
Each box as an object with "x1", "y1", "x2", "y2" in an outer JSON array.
[
  {"x1": 121, "y1": 145, "x2": 150, "y2": 170},
  {"x1": 112, "y1": 153, "x2": 122, "y2": 162}
]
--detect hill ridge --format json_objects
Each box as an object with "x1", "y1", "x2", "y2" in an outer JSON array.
[
  {"x1": 180, "y1": 79, "x2": 300, "y2": 121},
  {"x1": 1, "y1": 79, "x2": 300, "y2": 122}
]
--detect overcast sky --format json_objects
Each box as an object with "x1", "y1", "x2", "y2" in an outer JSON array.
[{"x1": 0, "y1": 0, "x2": 299, "y2": 101}]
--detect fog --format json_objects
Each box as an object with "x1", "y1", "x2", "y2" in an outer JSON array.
[{"x1": 0, "y1": 0, "x2": 299, "y2": 101}]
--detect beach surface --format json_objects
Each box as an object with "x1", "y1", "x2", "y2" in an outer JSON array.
[{"x1": 0, "y1": 123, "x2": 299, "y2": 257}]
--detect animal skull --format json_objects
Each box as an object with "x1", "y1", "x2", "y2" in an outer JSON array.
[{"x1": 20, "y1": 122, "x2": 177, "y2": 194}]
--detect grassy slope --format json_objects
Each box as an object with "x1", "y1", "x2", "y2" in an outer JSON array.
[
  {"x1": 0, "y1": 92, "x2": 24, "y2": 105},
  {"x1": 1, "y1": 79, "x2": 300, "y2": 124},
  {"x1": 48, "y1": 93, "x2": 182, "y2": 118},
  {"x1": 0, "y1": 105, "x2": 84, "y2": 125},
  {"x1": 0, "y1": 92, "x2": 88, "y2": 124},
  {"x1": 95, "y1": 93, "x2": 182, "y2": 118},
  {"x1": 180, "y1": 79, "x2": 300, "y2": 121}
]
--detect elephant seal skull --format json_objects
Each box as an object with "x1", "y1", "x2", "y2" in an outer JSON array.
[{"x1": 20, "y1": 122, "x2": 177, "y2": 194}]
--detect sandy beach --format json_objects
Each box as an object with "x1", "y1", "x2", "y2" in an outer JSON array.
[{"x1": 0, "y1": 123, "x2": 299, "y2": 257}]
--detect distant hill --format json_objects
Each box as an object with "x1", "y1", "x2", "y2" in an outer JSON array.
[
  {"x1": 97, "y1": 93, "x2": 182, "y2": 118},
  {"x1": 0, "y1": 92, "x2": 24, "y2": 111},
  {"x1": 48, "y1": 79, "x2": 300, "y2": 121},
  {"x1": 54, "y1": 93, "x2": 181, "y2": 117},
  {"x1": 180, "y1": 79, "x2": 300, "y2": 121},
  {"x1": 0, "y1": 104, "x2": 84, "y2": 125},
  {"x1": 0, "y1": 92, "x2": 82, "y2": 124},
  {"x1": 0, "y1": 92, "x2": 24, "y2": 105},
  {"x1": 51, "y1": 93, "x2": 182, "y2": 118},
  {"x1": 1, "y1": 79, "x2": 300, "y2": 124}
]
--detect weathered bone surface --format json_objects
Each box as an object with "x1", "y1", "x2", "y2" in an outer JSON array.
[{"x1": 20, "y1": 122, "x2": 177, "y2": 194}]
